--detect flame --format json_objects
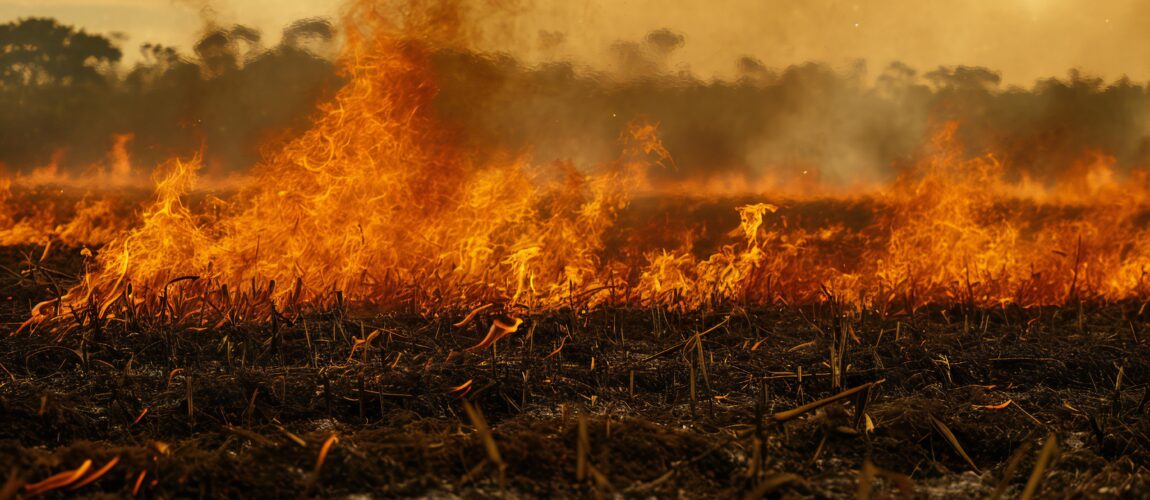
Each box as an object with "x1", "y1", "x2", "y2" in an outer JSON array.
[
  {"x1": 16, "y1": 2, "x2": 1150, "y2": 331},
  {"x1": 30, "y1": 1, "x2": 654, "y2": 325},
  {"x1": 0, "y1": 133, "x2": 149, "y2": 248}
]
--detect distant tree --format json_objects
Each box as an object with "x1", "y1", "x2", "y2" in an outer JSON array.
[
  {"x1": 736, "y1": 56, "x2": 773, "y2": 83},
  {"x1": 281, "y1": 18, "x2": 335, "y2": 55},
  {"x1": 198, "y1": 20, "x2": 337, "y2": 171},
  {"x1": 645, "y1": 28, "x2": 685, "y2": 53},
  {"x1": 924, "y1": 66, "x2": 1001, "y2": 92},
  {"x1": 121, "y1": 44, "x2": 203, "y2": 167},
  {"x1": 0, "y1": 18, "x2": 121, "y2": 87},
  {"x1": 0, "y1": 16, "x2": 341, "y2": 173},
  {"x1": 194, "y1": 25, "x2": 262, "y2": 78},
  {"x1": 124, "y1": 43, "x2": 199, "y2": 91}
]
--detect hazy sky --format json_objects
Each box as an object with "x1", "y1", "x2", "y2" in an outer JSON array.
[
  {"x1": 1, "y1": 0, "x2": 1147, "y2": 85},
  {"x1": 0, "y1": 0, "x2": 338, "y2": 60}
]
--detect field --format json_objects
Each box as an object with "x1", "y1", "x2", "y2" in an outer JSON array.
[
  {"x1": 4, "y1": 4, "x2": 1150, "y2": 497},
  {"x1": 2, "y1": 240, "x2": 1150, "y2": 498}
]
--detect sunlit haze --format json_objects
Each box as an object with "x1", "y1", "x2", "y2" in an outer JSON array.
[{"x1": 2, "y1": 0, "x2": 1148, "y2": 84}]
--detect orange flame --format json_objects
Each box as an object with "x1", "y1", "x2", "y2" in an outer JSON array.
[{"x1": 16, "y1": 2, "x2": 1150, "y2": 331}]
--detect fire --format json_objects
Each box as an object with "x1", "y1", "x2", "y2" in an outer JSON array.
[
  {"x1": 17, "y1": 1, "x2": 1150, "y2": 331},
  {"x1": 0, "y1": 133, "x2": 143, "y2": 247},
  {"x1": 28, "y1": 1, "x2": 655, "y2": 326}
]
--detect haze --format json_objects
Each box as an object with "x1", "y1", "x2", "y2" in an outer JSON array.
[{"x1": 1, "y1": 0, "x2": 1146, "y2": 84}]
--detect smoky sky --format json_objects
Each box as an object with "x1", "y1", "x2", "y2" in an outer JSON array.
[
  {"x1": 470, "y1": 0, "x2": 1150, "y2": 86},
  {"x1": 5, "y1": 1, "x2": 1150, "y2": 84}
]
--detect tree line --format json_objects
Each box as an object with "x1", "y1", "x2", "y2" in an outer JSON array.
[
  {"x1": 0, "y1": 17, "x2": 338, "y2": 175},
  {"x1": 2, "y1": 18, "x2": 1148, "y2": 186}
]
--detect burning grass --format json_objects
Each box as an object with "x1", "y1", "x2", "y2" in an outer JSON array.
[{"x1": 0, "y1": 3, "x2": 1148, "y2": 334}]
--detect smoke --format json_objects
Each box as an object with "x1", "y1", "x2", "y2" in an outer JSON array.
[
  {"x1": 3, "y1": 1, "x2": 1150, "y2": 194},
  {"x1": 173, "y1": 0, "x2": 224, "y2": 41},
  {"x1": 425, "y1": 25, "x2": 1150, "y2": 192},
  {"x1": 480, "y1": 0, "x2": 1150, "y2": 87}
]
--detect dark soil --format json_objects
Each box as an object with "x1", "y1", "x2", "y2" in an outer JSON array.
[{"x1": 2, "y1": 245, "x2": 1150, "y2": 498}]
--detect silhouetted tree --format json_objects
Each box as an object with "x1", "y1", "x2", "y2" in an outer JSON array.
[
  {"x1": 2, "y1": 15, "x2": 1150, "y2": 189},
  {"x1": 0, "y1": 18, "x2": 120, "y2": 87},
  {"x1": 0, "y1": 17, "x2": 339, "y2": 173}
]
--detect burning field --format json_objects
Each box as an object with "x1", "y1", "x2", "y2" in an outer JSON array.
[{"x1": 4, "y1": 0, "x2": 1150, "y2": 498}]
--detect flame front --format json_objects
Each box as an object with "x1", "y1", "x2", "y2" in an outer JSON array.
[
  {"x1": 30, "y1": 2, "x2": 654, "y2": 322},
  {"x1": 16, "y1": 2, "x2": 1150, "y2": 329}
]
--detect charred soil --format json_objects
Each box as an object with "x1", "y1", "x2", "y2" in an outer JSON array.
[{"x1": 1, "y1": 248, "x2": 1150, "y2": 498}]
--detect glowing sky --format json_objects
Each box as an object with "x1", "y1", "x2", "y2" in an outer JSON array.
[{"x1": 1, "y1": 0, "x2": 1146, "y2": 85}]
